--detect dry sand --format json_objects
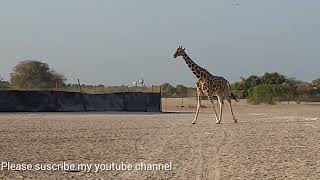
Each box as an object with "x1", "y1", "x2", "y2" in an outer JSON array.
[{"x1": 0, "y1": 98, "x2": 320, "y2": 179}]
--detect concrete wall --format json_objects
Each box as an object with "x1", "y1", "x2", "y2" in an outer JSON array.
[{"x1": 0, "y1": 90, "x2": 161, "y2": 112}]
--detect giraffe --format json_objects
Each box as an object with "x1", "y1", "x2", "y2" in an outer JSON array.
[{"x1": 173, "y1": 46, "x2": 238, "y2": 124}]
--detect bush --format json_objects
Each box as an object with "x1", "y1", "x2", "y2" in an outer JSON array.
[{"x1": 247, "y1": 84, "x2": 278, "y2": 105}]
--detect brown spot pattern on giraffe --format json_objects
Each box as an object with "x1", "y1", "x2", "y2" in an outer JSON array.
[{"x1": 179, "y1": 51, "x2": 232, "y2": 98}]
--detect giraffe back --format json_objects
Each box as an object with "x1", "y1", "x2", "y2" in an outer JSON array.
[{"x1": 200, "y1": 75, "x2": 232, "y2": 97}]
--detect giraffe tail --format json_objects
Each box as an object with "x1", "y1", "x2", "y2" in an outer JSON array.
[
  {"x1": 227, "y1": 81, "x2": 239, "y2": 102},
  {"x1": 231, "y1": 93, "x2": 239, "y2": 102}
]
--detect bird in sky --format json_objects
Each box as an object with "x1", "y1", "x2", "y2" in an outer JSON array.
[{"x1": 232, "y1": 0, "x2": 240, "y2": 6}]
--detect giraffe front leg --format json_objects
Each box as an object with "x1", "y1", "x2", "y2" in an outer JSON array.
[
  {"x1": 217, "y1": 95, "x2": 224, "y2": 124},
  {"x1": 192, "y1": 93, "x2": 201, "y2": 124}
]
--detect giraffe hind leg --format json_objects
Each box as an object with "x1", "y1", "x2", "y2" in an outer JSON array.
[{"x1": 227, "y1": 98, "x2": 237, "y2": 123}]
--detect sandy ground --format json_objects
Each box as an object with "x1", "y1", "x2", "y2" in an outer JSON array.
[{"x1": 0, "y1": 98, "x2": 320, "y2": 179}]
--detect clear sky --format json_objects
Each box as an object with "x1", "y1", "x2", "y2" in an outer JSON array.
[{"x1": 0, "y1": 0, "x2": 319, "y2": 86}]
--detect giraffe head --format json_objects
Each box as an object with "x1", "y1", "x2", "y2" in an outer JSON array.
[{"x1": 173, "y1": 46, "x2": 186, "y2": 58}]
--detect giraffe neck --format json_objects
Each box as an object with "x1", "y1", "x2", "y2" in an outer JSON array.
[{"x1": 182, "y1": 53, "x2": 209, "y2": 79}]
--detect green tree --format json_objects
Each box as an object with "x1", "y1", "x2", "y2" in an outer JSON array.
[
  {"x1": 230, "y1": 77, "x2": 246, "y2": 98},
  {"x1": 312, "y1": 78, "x2": 320, "y2": 89},
  {"x1": 233, "y1": 73, "x2": 291, "y2": 98},
  {"x1": 244, "y1": 75, "x2": 262, "y2": 96},
  {"x1": 245, "y1": 75, "x2": 262, "y2": 88},
  {"x1": 175, "y1": 84, "x2": 188, "y2": 98},
  {"x1": 297, "y1": 83, "x2": 313, "y2": 94},
  {"x1": 161, "y1": 83, "x2": 175, "y2": 97},
  {"x1": 261, "y1": 72, "x2": 286, "y2": 85},
  {"x1": 296, "y1": 83, "x2": 314, "y2": 102},
  {"x1": 278, "y1": 82, "x2": 298, "y2": 103},
  {"x1": 10, "y1": 60, "x2": 65, "y2": 89}
]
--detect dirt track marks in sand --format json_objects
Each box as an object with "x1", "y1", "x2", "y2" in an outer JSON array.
[{"x1": 0, "y1": 102, "x2": 320, "y2": 179}]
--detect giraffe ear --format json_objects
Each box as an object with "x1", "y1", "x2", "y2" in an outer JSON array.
[{"x1": 182, "y1": 48, "x2": 185, "y2": 50}]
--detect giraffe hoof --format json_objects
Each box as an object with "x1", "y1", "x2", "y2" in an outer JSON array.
[
  {"x1": 192, "y1": 122, "x2": 196, "y2": 124},
  {"x1": 216, "y1": 122, "x2": 221, "y2": 124}
]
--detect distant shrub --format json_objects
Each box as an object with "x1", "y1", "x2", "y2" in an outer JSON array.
[
  {"x1": 0, "y1": 80, "x2": 10, "y2": 88},
  {"x1": 247, "y1": 84, "x2": 278, "y2": 105}
]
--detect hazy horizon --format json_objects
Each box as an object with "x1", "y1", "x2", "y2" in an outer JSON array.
[{"x1": 1, "y1": 0, "x2": 319, "y2": 86}]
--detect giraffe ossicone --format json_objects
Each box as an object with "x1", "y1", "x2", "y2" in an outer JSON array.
[{"x1": 173, "y1": 46, "x2": 238, "y2": 124}]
